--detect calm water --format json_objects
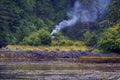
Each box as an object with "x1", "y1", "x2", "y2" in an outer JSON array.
[{"x1": 0, "y1": 58, "x2": 120, "y2": 80}]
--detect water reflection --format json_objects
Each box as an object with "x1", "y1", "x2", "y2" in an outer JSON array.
[{"x1": 0, "y1": 58, "x2": 120, "y2": 80}]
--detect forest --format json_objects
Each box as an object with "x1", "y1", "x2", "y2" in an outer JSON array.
[{"x1": 0, "y1": 0, "x2": 120, "y2": 53}]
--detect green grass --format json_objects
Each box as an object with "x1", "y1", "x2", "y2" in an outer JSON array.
[{"x1": 7, "y1": 45, "x2": 88, "y2": 51}]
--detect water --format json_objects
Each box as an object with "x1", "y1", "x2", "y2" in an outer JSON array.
[{"x1": 0, "y1": 58, "x2": 120, "y2": 80}]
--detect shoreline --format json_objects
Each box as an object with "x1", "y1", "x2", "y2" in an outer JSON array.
[{"x1": 0, "y1": 50, "x2": 120, "y2": 80}]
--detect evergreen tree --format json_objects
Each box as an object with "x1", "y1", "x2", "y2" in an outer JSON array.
[{"x1": 108, "y1": 0, "x2": 120, "y2": 23}]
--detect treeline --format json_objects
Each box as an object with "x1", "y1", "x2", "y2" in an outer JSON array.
[
  {"x1": 0, "y1": 0, "x2": 72, "y2": 47},
  {"x1": 98, "y1": 0, "x2": 120, "y2": 53},
  {"x1": 0, "y1": 0, "x2": 120, "y2": 53}
]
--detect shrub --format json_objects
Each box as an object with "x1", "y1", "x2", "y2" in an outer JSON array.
[
  {"x1": 23, "y1": 32, "x2": 41, "y2": 46},
  {"x1": 58, "y1": 39, "x2": 74, "y2": 46},
  {"x1": 23, "y1": 29, "x2": 51, "y2": 46},
  {"x1": 39, "y1": 29, "x2": 52, "y2": 45},
  {"x1": 98, "y1": 23, "x2": 120, "y2": 53},
  {"x1": 83, "y1": 31, "x2": 97, "y2": 46}
]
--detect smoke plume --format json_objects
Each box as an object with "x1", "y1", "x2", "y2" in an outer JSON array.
[{"x1": 51, "y1": 0, "x2": 110, "y2": 35}]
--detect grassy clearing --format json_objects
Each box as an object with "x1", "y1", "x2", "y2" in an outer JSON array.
[
  {"x1": 7, "y1": 45, "x2": 88, "y2": 51},
  {"x1": 76, "y1": 56, "x2": 120, "y2": 63}
]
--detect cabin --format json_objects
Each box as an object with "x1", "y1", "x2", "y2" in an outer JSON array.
[{"x1": 52, "y1": 36, "x2": 59, "y2": 42}]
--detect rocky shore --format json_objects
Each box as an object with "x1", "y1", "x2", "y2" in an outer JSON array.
[
  {"x1": 0, "y1": 50, "x2": 119, "y2": 59},
  {"x1": 0, "y1": 50, "x2": 120, "y2": 63}
]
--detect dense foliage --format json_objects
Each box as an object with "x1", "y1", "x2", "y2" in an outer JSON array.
[
  {"x1": 97, "y1": 0, "x2": 120, "y2": 53},
  {"x1": 98, "y1": 23, "x2": 120, "y2": 53},
  {"x1": 23, "y1": 29, "x2": 51, "y2": 46},
  {"x1": 108, "y1": 0, "x2": 120, "y2": 23},
  {"x1": 0, "y1": 0, "x2": 120, "y2": 53},
  {"x1": 0, "y1": 0, "x2": 69, "y2": 47}
]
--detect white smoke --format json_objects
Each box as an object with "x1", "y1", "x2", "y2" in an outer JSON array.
[
  {"x1": 51, "y1": 0, "x2": 110, "y2": 35},
  {"x1": 51, "y1": 1, "x2": 80, "y2": 35}
]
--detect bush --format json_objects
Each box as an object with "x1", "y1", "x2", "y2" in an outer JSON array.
[
  {"x1": 51, "y1": 35, "x2": 84, "y2": 46},
  {"x1": 23, "y1": 32, "x2": 41, "y2": 46},
  {"x1": 23, "y1": 29, "x2": 51, "y2": 46},
  {"x1": 83, "y1": 31, "x2": 97, "y2": 46},
  {"x1": 0, "y1": 34, "x2": 7, "y2": 48},
  {"x1": 51, "y1": 35, "x2": 74, "y2": 46},
  {"x1": 98, "y1": 23, "x2": 120, "y2": 53},
  {"x1": 39, "y1": 29, "x2": 52, "y2": 45},
  {"x1": 58, "y1": 39, "x2": 74, "y2": 46}
]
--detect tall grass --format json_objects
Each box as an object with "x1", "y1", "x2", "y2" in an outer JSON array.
[{"x1": 7, "y1": 44, "x2": 88, "y2": 51}]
